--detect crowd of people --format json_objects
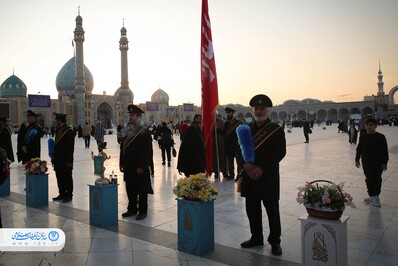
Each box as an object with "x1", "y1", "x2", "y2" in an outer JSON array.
[{"x1": 0, "y1": 96, "x2": 391, "y2": 256}]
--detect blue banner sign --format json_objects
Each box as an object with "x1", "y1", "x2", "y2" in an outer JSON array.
[
  {"x1": 28, "y1": 95, "x2": 51, "y2": 108},
  {"x1": 183, "y1": 103, "x2": 194, "y2": 112},
  {"x1": 146, "y1": 101, "x2": 159, "y2": 111}
]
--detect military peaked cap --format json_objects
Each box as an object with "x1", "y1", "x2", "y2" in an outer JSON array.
[
  {"x1": 225, "y1": 107, "x2": 236, "y2": 113},
  {"x1": 249, "y1": 94, "x2": 273, "y2": 108},
  {"x1": 127, "y1": 104, "x2": 144, "y2": 114},
  {"x1": 26, "y1": 110, "x2": 39, "y2": 117},
  {"x1": 53, "y1": 112, "x2": 67, "y2": 120}
]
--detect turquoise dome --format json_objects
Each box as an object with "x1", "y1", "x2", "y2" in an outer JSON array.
[
  {"x1": 151, "y1": 89, "x2": 169, "y2": 104},
  {"x1": 283, "y1": 99, "x2": 301, "y2": 105},
  {"x1": 115, "y1": 87, "x2": 134, "y2": 102},
  {"x1": 0, "y1": 74, "x2": 27, "y2": 98},
  {"x1": 301, "y1": 98, "x2": 322, "y2": 104},
  {"x1": 56, "y1": 57, "x2": 94, "y2": 95}
]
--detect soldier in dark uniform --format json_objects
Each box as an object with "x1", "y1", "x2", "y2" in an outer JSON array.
[
  {"x1": 240, "y1": 94, "x2": 286, "y2": 256},
  {"x1": 0, "y1": 117, "x2": 15, "y2": 163},
  {"x1": 120, "y1": 104, "x2": 153, "y2": 220},
  {"x1": 52, "y1": 113, "x2": 75, "y2": 203},
  {"x1": 223, "y1": 107, "x2": 243, "y2": 180},
  {"x1": 21, "y1": 110, "x2": 42, "y2": 163}
]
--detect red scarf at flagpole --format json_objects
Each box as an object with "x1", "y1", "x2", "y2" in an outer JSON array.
[{"x1": 201, "y1": 0, "x2": 219, "y2": 176}]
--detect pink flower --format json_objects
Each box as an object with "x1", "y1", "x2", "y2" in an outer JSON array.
[
  {"x1": 344, "y1": 192, "x2": 353, "y2": 202},
  {"x1": 322, "y1": 195, "x2": 331, "y2": 204},
  {"x1": 314, "y1": 202, "x2": 321, "y2": 208},
  {"x1": 305, "y1": 182, "x2": 313, "y2": 189}
]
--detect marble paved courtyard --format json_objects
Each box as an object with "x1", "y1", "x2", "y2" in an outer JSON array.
[{"x1": 1, "y1": 124, "x2": 398, "y2": 265}]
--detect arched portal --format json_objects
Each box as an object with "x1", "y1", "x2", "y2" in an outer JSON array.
[
  {"x1": 317, "y1": 109, "x2": 327, "y2": 122},
  {"x1": 97, "y1": 102, "x2": 113, "y2": 129},
  {"x1": 388, "y1": 86, "x2": 398, "y2": 105},
  {"x1": 362, "y1": 107, "x2": 373, "y2": 116},
  {"x1": 279, "y1": 111, "x2": 287, "y2": 121},
  {"x1": 339, "y1": 108, "x2": 349, "y2": 120},
  {"x1": 328, "y1": 109, "x2": 338, "y2": 122}
]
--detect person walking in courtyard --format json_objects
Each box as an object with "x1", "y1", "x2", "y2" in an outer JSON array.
[
  {"x1": 348, "y1": 123, "x2": 358, "y2": 144},
  {"x1": 82, "y1": 122, "x2": 92, "y2": 148},
  {"x1": 158, "y1": 122, "x2": 174, "y2": 167},
  {"x1": 94, "y1": 121, "x2": 105, "y2": 146},
  {"x1": 52, "y1": 113, "x2": 75, "y2": 203},
  {"x1": 355, "y1": 118, "x2": 389, "y2": 207},
  {"x1": 240, "y1": 94, "x2": 286, "y2": 256},
  {"x1": 301, "y1": 118, "x2": 311, "y2": 143},
  {"x1": 120, "y1": 104, "x2": 153, "y2": 220}
]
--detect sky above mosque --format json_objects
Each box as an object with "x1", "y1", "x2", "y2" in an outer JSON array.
[{"x1": 1, "y1": 0, "x2": 397, "y2": 106}]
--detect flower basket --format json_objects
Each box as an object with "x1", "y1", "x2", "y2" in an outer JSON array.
[
  {"x1": 25, "y1": 158, "x2": 48, "y2": 175},
  {"x1": 297, "y1": 180, "x2": 355, "y2": 220},
  {"x1": 173, "y1": 173, "x2": 218, "y2": 202},
  {"x1": 305, "y1": 205, "x2": 344, "y2": 220}
]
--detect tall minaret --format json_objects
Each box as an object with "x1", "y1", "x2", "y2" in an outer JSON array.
[
  {"x1": 119, "y1": 20, "x2": 134, "y2": 123},
  {"x1": 377, "y1": 60, "x2": 384, "y2": 96},
  {"x1": 74, "y1": 6, "x2": 86, "y2": 126}
]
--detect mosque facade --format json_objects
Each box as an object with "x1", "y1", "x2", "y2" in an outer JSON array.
[{"x1": 1, "y1": 13, "x2": 397, "y2": 129}]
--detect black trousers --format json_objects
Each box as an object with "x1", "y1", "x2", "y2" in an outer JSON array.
[
  {"x1": 363, "y1": 163, "x2": 383, "y2": 196},
  {"x1": 125, "y1": 180, "x2": 148, "y2": 213},
  {"x1": 161, "y1": 145, "x2": 171, "y2": 163},
  {"x1": 304, "y1": 131, "x2": 309, "y2": 142},
  {"x1": 55, "y1": 165, "x2": 73, "y2": 197},
  {"x1": 245, "y1": 197, "x2": 281, "y2": 245},
  {"x1": 226, "y1": 150, "x2": 243, "y2": 178},
  {"x1": 84, "y1": 136, "x2": 90, "y2": 147}
]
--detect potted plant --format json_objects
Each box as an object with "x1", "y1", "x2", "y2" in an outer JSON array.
[
  {"x1": 25, "y1": 158, "x2": 49, "y2": 207},
  {"x1": 173, "y1": 173, "x2": 218, "y2": 256},
  {"x1": 296, "y1": 180, "x2": 355, "y2": 219}
]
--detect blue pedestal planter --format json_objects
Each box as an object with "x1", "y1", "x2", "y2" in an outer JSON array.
[
  {"x1": 26, "y1": 174, "x2": 48, "y2": 208},
  {"x1": 177, "y1": 199, "x2": 215, "y2": 256},
  {"x1": 88, "y1": 184, "x2": 118, "y2": 228},
  {"x1": 0, "y1": 176, "x2": 10, "y2": 196}
]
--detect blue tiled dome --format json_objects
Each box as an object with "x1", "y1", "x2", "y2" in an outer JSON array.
[
  {"x1": 55, "y1": 57, "x2": 94, "y2": 95},
  {"x1": 115, "y1": 87, "x2": 134, "y2": 102},
  {"x1": 0, "y1": 74, "x2": 27, "y2": 98},
  {"x1": 151, "y1": 88, "x2": 169, "y2": 104}
]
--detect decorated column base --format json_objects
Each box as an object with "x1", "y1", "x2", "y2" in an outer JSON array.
[
  {"x1": 0, "y1": 176, "x2": 10, "y2": 196},
  {"x1": 26, "y1": 174, "x2": 49, "y2": 208},
  {"x1": 88, "y1": 184, "x2": 118, "y2": 228},
  {"x1": 299, "y1": 214, "x2": 349, "y2": 266},
  {"x1": 177, "y1": 199, "x2": 214, "y2": 256}
]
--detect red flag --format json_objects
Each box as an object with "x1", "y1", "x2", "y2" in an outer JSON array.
[{"x1": 201, "y1": 0, "x2": 219, "y2": 176}]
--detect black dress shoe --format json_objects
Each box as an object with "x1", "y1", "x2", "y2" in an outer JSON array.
[
  {"x1": 241, "y1": 238, "x2": 264, "y2": 248},
  {"x1": 122, "y1": 211, "x2": 137, "y2": 217},
  {"x1": 271, "y1": 244, "x2": 282, "y2": 256},
  {"x1": 52, "y1": 195, "x2": 64, "y2": 201},
  {"x1": 136, "y1": 212, "x2": 147, "y2": 220},
  {"x1": 62, "y1": 197, "x2": 72, "y2": 203}
]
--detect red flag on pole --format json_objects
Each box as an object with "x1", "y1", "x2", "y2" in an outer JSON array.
[{"x1": 201, "y1": 0, "x2": 219, "y2": 176}]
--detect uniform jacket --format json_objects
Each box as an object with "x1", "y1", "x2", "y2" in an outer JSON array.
[
  {"x1": 119, "y1": 124, "x2": 153, "y2": 194},
  {"x1": 23, "y1": 123, "x2": 42, "y2": 162},
  {"x1": 241, "y1": 119, "x2": 286, "y2": 201},
  {"x1": 53, "y1": 125, "x2": 75, "y2": 171},
  {"x1": 223, "y1": 117, "x2": 242, "y2": 155},
  {"x1": 0, "y1": 124, "x2": 14, "y2": 162}
]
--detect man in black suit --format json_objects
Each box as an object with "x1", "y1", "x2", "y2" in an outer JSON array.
[
  {"x1": 52, "y1": 113, "x2": 75, "y2": 203},
  {"x1": 240, "y1": 94, "x2": 286, "y2": 256},
  {"x1": 21, "y1": 110, "x2": 42, "y2": 163},
  {"x1": 120, "y1": 105, "x2": 153, "y2": 220}
]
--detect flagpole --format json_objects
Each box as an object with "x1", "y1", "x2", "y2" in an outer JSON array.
[{"x1": 214, "y1": 110, "x2": 220, "y2": 178}]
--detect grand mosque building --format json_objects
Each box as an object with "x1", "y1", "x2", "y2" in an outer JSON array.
[{"x1": 1, "y1": 12, "x2": 397, "y2": 128}]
